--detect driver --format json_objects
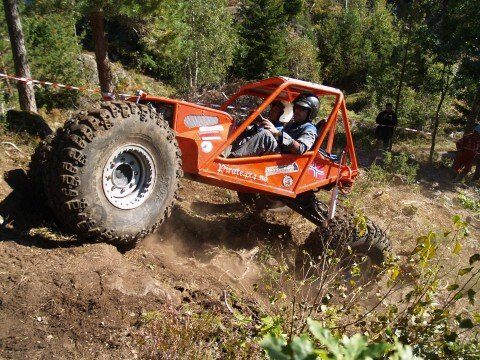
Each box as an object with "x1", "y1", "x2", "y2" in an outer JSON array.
[
  {"x1": 230, "y1": 93, "x2": 319, "y2": 157},
  {"x1": 230, "y1": 100, "x2": 292, "y2": 151}
]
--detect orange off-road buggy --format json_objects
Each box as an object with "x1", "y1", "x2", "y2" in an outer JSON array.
[{"x1": 29, "y1": 77, "x2": 391, "y2": 263}]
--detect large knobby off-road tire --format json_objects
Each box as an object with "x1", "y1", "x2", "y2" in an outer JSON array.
[
  {"x1": 28, "y1": 134, "x2": 55, "y2": 204},
  {"x1": 302, "y1": 210, "x2": 392, "y2": 269},
  {"x1": 41, "y1": 101, "x2": 182, "y2": 247}
]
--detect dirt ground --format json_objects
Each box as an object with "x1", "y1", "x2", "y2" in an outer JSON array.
[{"x1": 0, "y1": 132, "x2": 479, "y2": 359}]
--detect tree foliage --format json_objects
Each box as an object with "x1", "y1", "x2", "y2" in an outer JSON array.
[
  {"x1": 23, "y1": 11, "x2": 85, "y2": 109},
  {"x1": 313, "y1": 0, "x2": 399, "y2": 91},
  {"x1": 135, "y1": 0, "x2": 236, "y2": 92},
  {"x1": 236, "y1": 0, "x2": 289, "y2": 79},
  {"x1": 1, "y1": 0, "x2": 478, "y2": 135}
]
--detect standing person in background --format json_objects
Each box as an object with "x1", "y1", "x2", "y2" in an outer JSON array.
[
  {"x1": 452, "y1": 124, "x2": 480, "y2": 179},
  {"x1": 375, "y1": 102, "x2": 397, "y2": 150}
]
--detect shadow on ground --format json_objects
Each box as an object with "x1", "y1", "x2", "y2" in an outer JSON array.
[{"x1": 0, "y1": 169, "x2": 91, "y2": 249}]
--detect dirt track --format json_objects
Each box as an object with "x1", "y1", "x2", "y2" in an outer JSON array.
[
  {"x1": 0, "y1": 171, "x2": 312, "y2": 358},
  {"x1": 1, "y1": 140, "x2": 479, "y2": 359}
]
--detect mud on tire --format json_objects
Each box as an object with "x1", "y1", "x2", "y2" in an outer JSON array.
[{"x1": 43, "y1": 101, "x2": 182, "y2": 247}]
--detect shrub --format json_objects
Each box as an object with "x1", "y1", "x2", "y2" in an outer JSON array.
[
  {"x1": 135, "y1": 302, "x2": 261, "y2": 358},
  {"x1": 367, "y1": 151, "x2": 419, "y2": 185},
  {"x1": 24, "y1": 12, "x2": 86, "y2": 110},
  {"x1": 261, "y1": 320, "x2": 422, "y2": 360},
  {"x1": 257, "y1": 216, "x2": 479, "y2": 359},
  {"x1": 458, "y1": 191, "x2": 480, "y2": 212}
]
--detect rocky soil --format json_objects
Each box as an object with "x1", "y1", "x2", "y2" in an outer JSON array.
[{"x1": 0, "y1": 131, "x2": 479, "y2": 359}]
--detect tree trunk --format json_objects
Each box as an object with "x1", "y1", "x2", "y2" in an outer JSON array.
[
  {"x1": 465, "y1": 84, "x2": 480, "y2": 133},
  {"x1": 391, "y1": 5, "x2": 414, "y2": 152},
  {"x1": 429, "y1": 64, "x2": 451, "y2": 164},
  {"x1": 89, "y1": 8, "x2": 114, "y2": 95},
  {"x1": 394, "y1": 12, "x2": 413, "y2": 117},
  {"x1": 3, "y1": 0, "x2": 37, "y2": 112}
]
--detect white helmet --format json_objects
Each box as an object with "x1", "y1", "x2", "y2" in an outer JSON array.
[{"x1": 278, "y1": 100, "x2": 293, "y2": 123}]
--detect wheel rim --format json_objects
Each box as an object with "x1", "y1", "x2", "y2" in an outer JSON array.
[{"x1": 102, "y1": 144, "x2": 156, "y2": 209}]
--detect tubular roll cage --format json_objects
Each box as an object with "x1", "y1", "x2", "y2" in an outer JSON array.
[
  {"x1": 130, "y1": 77, "x2": 358, "y2": 197},
  {"x1": 216, "y1": 77, "x2": 358, "y2": 192}
]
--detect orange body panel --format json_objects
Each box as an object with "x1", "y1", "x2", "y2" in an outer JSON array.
[{"x1": 130, "y1": 77, "x2": 358, "y2": 197}]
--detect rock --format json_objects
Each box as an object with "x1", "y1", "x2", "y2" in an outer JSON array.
[
  {"x1": 6, "y1": 110, "x2": 52, "y2": 139},
  {"x1": 78, "y1": 53, "x2": 132, "y2": 89},
  {"x1": 77, "y1": 54, "x2": 98, "y2": 85}
]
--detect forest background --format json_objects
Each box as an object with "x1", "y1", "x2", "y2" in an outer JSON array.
[{"x1": 1, "y1": 0, "x2": 479, "y2": 148}]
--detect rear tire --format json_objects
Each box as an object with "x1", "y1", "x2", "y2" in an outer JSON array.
[
  {"x1": 302, "y1": 211, "x2": 391, "y2": 270},
  {"x1": 43, "y1": 101, "x2": 182, "y2": 247}
]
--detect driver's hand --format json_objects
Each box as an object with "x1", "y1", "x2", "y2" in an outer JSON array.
[{"x1": 261, "y1": 119, "x2": 280, "y2": 136}]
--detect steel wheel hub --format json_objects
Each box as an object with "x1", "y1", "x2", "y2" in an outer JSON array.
[{"x1": 102, "y1": 145, "x2": 156, "y2": 209}]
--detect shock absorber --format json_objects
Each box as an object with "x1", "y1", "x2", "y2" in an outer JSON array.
[{"x1": 328, "y1": 150, "x2": 346, "y2": 220}]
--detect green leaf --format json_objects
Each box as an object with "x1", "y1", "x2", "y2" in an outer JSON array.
[
  {"x1": 392, "y1": 341, "x2": 422, "y2": 360},
  {"x1": 341, "y1": 333, "x2": 368, "y2": 359},
  {"x1": 447, "y1": 284, "x2": 459, "y2": 291},
  {"x1": 412, "y1": 244, "x2": 423, "y2": 255},
  {"x1": 260, "y1": 334, "x2": 290, "y2": 360},
  {"x1": 452, "y1": 214, "x2": 462, "y2": 225},
  {"x1": 415, "y1": 235, "x2": 427, "y2": 245},
  {"x1": 453, "y1": 241, "x2": 462, "y2": 254},
  {"x1": 290, "y1": 335, "x2": 316, "y2": 360},
  {"x1": 308, "y1": 319, "x2": 342, "y2": 357},
  {"x1": 459, "y1": 318, "x2": 474, "y2": 329},
  {"x1": 458, "y1": 267, "x2": 473, "y2": 276},
  {"x1": 453, "y1": 292, "x2": 463, "y2": 301},
  {"x1": 389, "y1": 266, "x2": 400, "y2": 282},
  {"x1": 467, "y1": 289, "x2": 476, "y2": 305},
  {"x1": 474, "y1": 313, "x2": 480, "y2": 323},
  {"x1": 363, "y1": 342, "x2": 392, "y2": 358},
  {"x1": 469, "y1": 253, "x2": 480, "y2": 265}
]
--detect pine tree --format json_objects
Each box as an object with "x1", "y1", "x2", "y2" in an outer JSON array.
[
  {"x1": 89, "y1": 7, "x2": 113, "y2": 95},
  {"x1": 236, "y1": 0, "x2": 289, "y2": 79},
  {"x1": 83, "y1": 0, "x2": 163, "y2": 94}
]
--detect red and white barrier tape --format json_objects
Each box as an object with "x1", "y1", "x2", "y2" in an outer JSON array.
[
  {"x1": 1, "y1": 72, "x2": 100, "y2": 93},
  {"x1": 402, "y1": 126, "x2": 431, "y2": 135},
  {"x1": 355, "y1": 121, "x2": 432, "y2": 136},
  {"x1": 1, "y1": 72, "x2": 433, "y2": 132},
  {"x1": 0, "y1": 72, "x2": 245, "y2": 109},
  {"x1": 0, "y1": 72, "x2": 134, "y2": 99}
]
